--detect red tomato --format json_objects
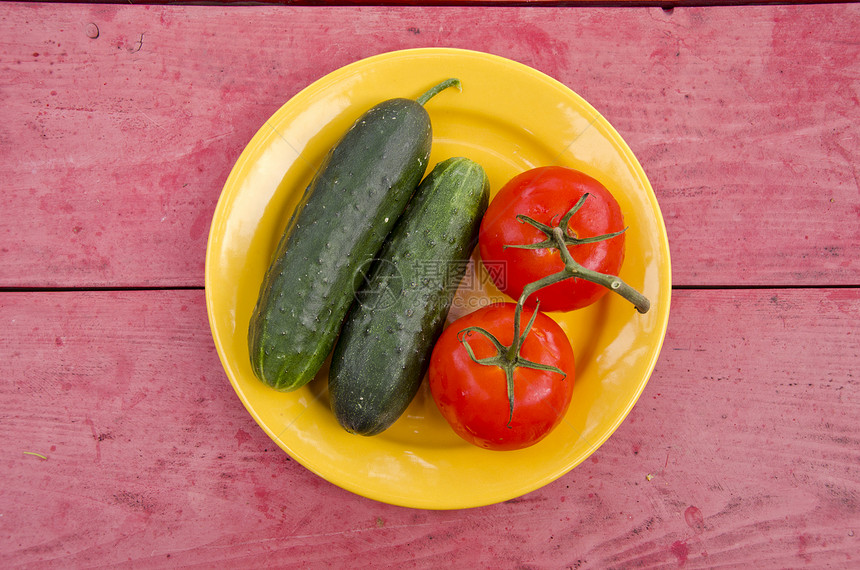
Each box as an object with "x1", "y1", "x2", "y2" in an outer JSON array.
[
  {"x1": 479, "y1": 166, "x2": 626, "y2": 312},
  {"x1": 428, "y1": 303, "x2": 575, "y2": 451}
]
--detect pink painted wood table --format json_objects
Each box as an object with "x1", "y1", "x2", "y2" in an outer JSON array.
[{"x1": 2, "y1": 1, "x2": 858, "y2": 567}]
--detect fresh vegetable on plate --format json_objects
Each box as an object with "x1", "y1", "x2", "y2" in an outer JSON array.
[
  {"x1": 329, "y1": 157, "x2": 490, "y2": 436},
  {"x1": 248, "y1": 79, "x2": 461, "y2": 392},
  {"x1": 428, "y1": 302, "x2": 575, "y2": 451},
  {"x1": 478, "y1": 165, "x2": 649, "y2": 313}
]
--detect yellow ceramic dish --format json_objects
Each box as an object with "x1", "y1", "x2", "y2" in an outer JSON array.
[{"x1": 205, "y1": 48, "x2": 671, "y2": 510}]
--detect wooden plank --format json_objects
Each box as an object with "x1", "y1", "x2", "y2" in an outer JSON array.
[
  {"x1": 31, "y1": 0, "x2": 860, "y2": 7},
  {"x1": 1, "y1": 3, "x2": 859, "y2": 288},
  {"x1": 1, "y1": 288, "x2": 857, "y2": 566}
]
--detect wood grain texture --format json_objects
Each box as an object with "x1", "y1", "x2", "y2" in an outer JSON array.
[
  {"x1": 33, "y1": 0, "x2": 860, "y2": 7},
  {"x1": 1, "y1": 288, "x2": 857, "y2": 567},
  {"x1": 1, "y1": 3, "x2": 858, "y2": 288}
]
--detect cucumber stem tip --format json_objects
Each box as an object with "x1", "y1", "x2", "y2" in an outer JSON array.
[{"x1": 417, "y1": 78, "x2": 461, "y2": 106}]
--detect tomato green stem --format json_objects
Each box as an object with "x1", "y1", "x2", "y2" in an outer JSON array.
[
  {"x1": 506, "y1": 194, "x2": 651, "y2": 314},
  {"x1": 457, "y1": 301, "x2": 567, "y2": 428},
  {"x1": 416, "y1": 78, "x2": 461, "y2": 106}
]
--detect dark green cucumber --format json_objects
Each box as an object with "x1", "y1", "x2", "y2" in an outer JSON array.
[
  {"x1": 249, "y1": 79, "x2": 461, "y2": 392},
  {"x1": 329, "y1": 157, "x2": 490, "y2": 435}
]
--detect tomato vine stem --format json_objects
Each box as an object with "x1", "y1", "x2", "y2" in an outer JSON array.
[{"x1": 506, "y1": 193, "x2": 651, "y2": 314}]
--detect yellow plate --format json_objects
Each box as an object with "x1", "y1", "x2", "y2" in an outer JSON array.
[{"x1": 205, "y1": 48, "x2": 671, "y2": 510}]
